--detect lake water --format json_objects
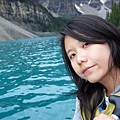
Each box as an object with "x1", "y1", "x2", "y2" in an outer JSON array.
[{"x1": 0, "y1": 36, "x2": 76, "y2": 120}]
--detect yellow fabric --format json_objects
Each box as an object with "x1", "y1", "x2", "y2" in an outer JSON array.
[
  {"x1": 95, "y1": 91, "x2": 120, "y2": 117},
  {"x1": 114, "y1": 91, "x2": 120, "y2": 96},
  {"x1": 102, "y1": 103, "x2": 115, "y2": 115},
  {"x1": 81, "y1": 91, "x2": 120, "y2": 120},
  {"x1": 95, "y1": 102, "x2": 115, "y2": 117}
]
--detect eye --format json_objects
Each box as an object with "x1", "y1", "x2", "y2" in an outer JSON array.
[
  {"x1": 69, "y1": 53, "x2": 76, "y2": 60},
  {"x1": 83, "y1": 42, "x2": 90, "y2": 48}
]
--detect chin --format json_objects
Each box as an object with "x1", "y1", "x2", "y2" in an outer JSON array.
[{"x1": 87, "y1": 79, "x2": 99, "y2": 83}]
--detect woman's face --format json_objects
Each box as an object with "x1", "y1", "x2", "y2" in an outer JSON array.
[{"x1": 64, "y1": 35, "x2": 112, "y2": 84}]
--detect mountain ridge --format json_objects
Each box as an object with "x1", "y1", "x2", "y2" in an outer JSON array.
[{"x1": 0, "y1": 0, "x2": 119, "y2": 41}]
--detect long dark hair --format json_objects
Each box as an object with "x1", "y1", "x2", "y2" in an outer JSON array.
[{"x1": 60, "y1": 15, "x2": 120, "y2": 120}]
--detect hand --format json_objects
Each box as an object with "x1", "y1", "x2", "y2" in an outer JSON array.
[
  {"x1": 109, "y1": 95, "x2": 120, "y2": 118},
  {"x1": 93, "y1": 113, "x2": 115, "y2": 120}
]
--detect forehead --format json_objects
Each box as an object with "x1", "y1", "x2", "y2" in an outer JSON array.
[
  {"x1": 64, "y1": 35, "x2": 81, "y2": 47},
  {"x1": 64, "y1": 35, "x2": 79, "y2": 43},
  {"x1": 64, "y1": 31, "x2": 91, "y2": 45},
  {"x1": 64, "y1": 35, "x2": 82, "y2": 53}
]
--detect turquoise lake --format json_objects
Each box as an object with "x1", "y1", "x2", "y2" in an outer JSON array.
[{"x1": 0, "y1": 36, "x2": 76, "y2": 120}]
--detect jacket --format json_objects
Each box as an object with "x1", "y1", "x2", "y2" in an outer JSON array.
[{"x1": 73, "y1": 84, "x2": 120, "y2": 120}]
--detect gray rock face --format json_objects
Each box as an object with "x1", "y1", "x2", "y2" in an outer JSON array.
[
  {"x1": 37, "y1": 0, "x2": 117, "y2": 17},
  {"x1": 0, "y1": 0, "x2": 119, "y2": 32},
  {"x1": 39, "y1": 0, "x2": 120, "y2": 16},
  {"x1": 0, "y1": 0, "x2": 54, "y2": 32}
]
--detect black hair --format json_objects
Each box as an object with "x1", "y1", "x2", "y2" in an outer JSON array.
[{"x1": 60, "y1": 15, "x2": 120, "y2": 120}]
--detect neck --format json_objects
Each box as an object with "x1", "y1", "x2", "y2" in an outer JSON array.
[
  {"x1": 106, "y1": 80, "x2": 120, "y2": 96},
  {"x1": 100, "y1": 67, "x2": 120, "y2": 97}
]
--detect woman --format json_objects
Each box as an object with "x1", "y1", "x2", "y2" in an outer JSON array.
[{"x1": 60, "y1": 15, "x2": 120, "y2": 120}]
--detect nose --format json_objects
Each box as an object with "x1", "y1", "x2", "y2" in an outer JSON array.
[{"x1": 76, "y1": 52, "x2": 87, "y2": 65}]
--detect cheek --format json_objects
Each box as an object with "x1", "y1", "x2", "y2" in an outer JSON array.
[
  {"x1": 71, "y1": 62, "x2": 78, "y2": 72},
  {"x1": 91, "y1": 47, "x2": 110, "y2": 64},
  {"x1": 93, "y1": 53, "x2": 111, "y2": 74},
  {"x1": 90, "y1": 44, "x2": 110, "y2": 62},
  {"x1": 71, "y1": 62, "x2": 82, "y2": 76},
  {"x1": 71, "y1": 62, "x2": 76, "y2": 71},
  {"x1": 93, "y1": 54, "x2": 109, "y2": 68}
]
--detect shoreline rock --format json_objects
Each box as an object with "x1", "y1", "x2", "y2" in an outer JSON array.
[{"x1": 0, "y1": 16, "x2": 59, "y2": 42}]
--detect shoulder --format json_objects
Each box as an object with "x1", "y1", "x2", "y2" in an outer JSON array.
[
  {"x1": 111, "y1": 84, "x2": 120, "y2": 95},
  {"x1": 73, "y1": 97, "x2": 82, "y2": 120}
]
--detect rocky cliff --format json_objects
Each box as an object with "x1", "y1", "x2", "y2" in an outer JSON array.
[
  {"x1": 37, "y1": 0, "x2": 100, "y2": 17},
  {"x1": 0, "y1": 0, "x2": 119, "y2": 33},
  {"x1": 0, "y1": 0, "x2": 71, "y2": 33},
  {"x1": 0, "y1": 0, "x2": 57, "y2": 32},
  {"x1": 37, "y1": 0, "x2": 116, "y2": 17}
]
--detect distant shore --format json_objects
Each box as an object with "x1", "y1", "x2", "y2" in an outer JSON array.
[
  {"x1": 0, "y1": 16, "x2": 59, "y2": 42},
  {"x1": 33, "y1": 31, "x2": 60, "y2": 37}
]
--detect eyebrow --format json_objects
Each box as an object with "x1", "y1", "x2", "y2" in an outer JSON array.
[{"x1": 67, "y1": 49, "x2": 72, "y2": 55}]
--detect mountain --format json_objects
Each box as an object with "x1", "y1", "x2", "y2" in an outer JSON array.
[
  {"x1": 37, "y1": 0, "x2": 119, "y2": 17},
  {"x1": 0, "y1": 0, "x2": 119, "y2": 34},
  {"x1": 0, "y1": 0, "x2": 71, "y2": 33},
  {"x1": 0, "y1": 16, "x2": 38, "y2": 41}
]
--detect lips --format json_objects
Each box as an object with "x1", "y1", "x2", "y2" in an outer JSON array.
[{"x1": 82, "y1": 65, "x2": 95, "y2": 73}]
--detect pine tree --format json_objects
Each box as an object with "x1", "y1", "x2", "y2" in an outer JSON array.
[{"x1": 107, "y1": 0, "x2": 120, "y2": 29}]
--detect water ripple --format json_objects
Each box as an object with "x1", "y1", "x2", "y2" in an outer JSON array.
[{"x1": 0, "y1": 36, "x2": 76, "y2": 120}]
